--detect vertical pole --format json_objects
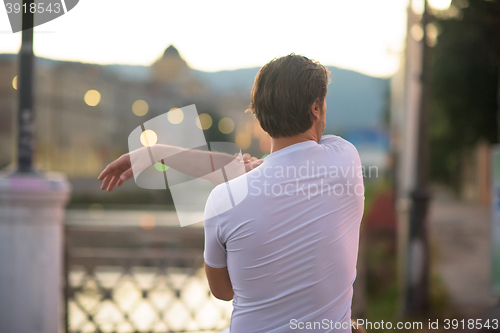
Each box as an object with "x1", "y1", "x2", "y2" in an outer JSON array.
[
  {"x1": 497, "y1": 66, "x2": 500, "y2": 143},
  {"x1": 0, "y1": 3, "x2": 70, "y2": 332},
  {"x1": 405, "y1": 0, "x2": 432, "y2": 315},
  {"x1": 17, "y1": 0, "x2": 35, "y2": 173}
]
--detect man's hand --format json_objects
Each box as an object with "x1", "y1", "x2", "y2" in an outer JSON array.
[
  {"x1": 97, "y1": 154, "x2": 133, "y2": 192},
  {"x1": 240, "y1": 153, "x2": 263, "y2": 173},
  {"x1": 98, "y1": 151, "x2": 263, "y2": 192}
]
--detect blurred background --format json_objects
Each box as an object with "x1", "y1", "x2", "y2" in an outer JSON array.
[{"x1": 1, "y1": 0, "x2": 499, "y2": 332}]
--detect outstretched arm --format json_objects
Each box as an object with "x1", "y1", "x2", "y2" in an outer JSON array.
[{"x1": 98, "y1": 144, "x2": 263, "y2": 191}]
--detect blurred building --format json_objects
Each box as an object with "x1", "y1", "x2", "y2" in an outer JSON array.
[
  {"x1": 0, "y1": 56, "x2": 17, "y2": 169},
  {"x1": 1, "y1": 44, "x2": 390, "y2": 188},
  {"x1": 0, "y1": 55, "x2": 121, "y2": 177},
  {"x1": 0, "y1": 46, "x2": 224, "y2": 181}
]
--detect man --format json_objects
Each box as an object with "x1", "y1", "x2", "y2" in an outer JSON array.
[
  {"x1": 203, "y1": 54, "x2": 364, "y2": 332},
  {"x1": 99, "y1": 54, "x2": 364, "y2": 332}
]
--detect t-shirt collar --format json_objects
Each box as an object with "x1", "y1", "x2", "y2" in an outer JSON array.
[{"x1": 263, "y1": 140, "x2": 318, "y2": 161}]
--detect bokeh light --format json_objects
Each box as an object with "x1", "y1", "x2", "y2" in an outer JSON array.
[
  {"x1": 140, "y1": 214, "x2": 156, "y2": 230},
  {"x1": 411, "y1": 0, "x2": 424, "y2": 14},
  {"x1": 84, "y1": 89, "x2": 101, "y2": 106},
  {"x1": 167, "y1": 108, "x2": 184, "y2": 124},
  {"x1": 235, "y1": 132, "x2": 251, "y2": 150},
  {"x1": 196, "y1": 113, "x2": 213, "y2": 130},
  {"x1": 410, "y1": 24, "x2": 424, "y2": 42},
  {"x1": 218, "y1": 117, "x2": 235, "y2": 134},
  {"x1": 132, "y1": 99, "x2": 149, "y2": 116},
  {"x1": 426, "y1": 23, "x2": 439, "y2": 47},
  {"x1": 429, "y1": 0, "x2": 452, "y2": 10},
  {"x1": 140, "y1": 129, "x2": 158, "y2": 147},
  {"x1": 12, "y1": 76, "x2": 17, "y2": 90},
  {"x1": 154, "y1": 162, "x2": 169, "y2": 172}
]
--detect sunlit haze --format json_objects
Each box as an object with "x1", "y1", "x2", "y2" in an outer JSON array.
[{"x1": 0, "y1": 0, "x2": 411, "y2": 78}]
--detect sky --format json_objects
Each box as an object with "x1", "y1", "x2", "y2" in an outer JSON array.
[{"x1": 0, "y1": 0, "x2": 412, "y2": 78}]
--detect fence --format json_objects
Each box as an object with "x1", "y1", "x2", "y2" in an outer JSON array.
[{"x1": 64, "y1": 224, "x2": 232, "y2": 333}]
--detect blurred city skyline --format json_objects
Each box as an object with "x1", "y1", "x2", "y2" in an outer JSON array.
[{"x1": 0, "y1": 44, "x2": 390, "y2": 180}]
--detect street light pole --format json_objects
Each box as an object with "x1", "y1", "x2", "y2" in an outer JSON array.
[
  {"x1": 497, "y1": 66, "x2": 500, "y2": 143},
  {"x1": 16, "y1": 0, "x2": 35, "y2": 173},
  {"x1": 0, "y1": 3, "x2": 70, "y2": 333},
  {"x1": 404, "y1": 0, "x2": 432, "y2": 315}
]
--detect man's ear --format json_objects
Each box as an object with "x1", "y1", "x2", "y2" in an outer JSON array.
[{"x1": 310, "y1": 98, "x2": 322, "y2": 120}]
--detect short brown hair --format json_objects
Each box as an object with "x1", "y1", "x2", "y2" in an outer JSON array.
[{"x1": 247, "y1": 54, "x2": 330, "y2": 138}]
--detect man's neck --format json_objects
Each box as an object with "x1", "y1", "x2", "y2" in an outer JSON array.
[{"x1": 270, "y1": 130, "x2": 319, "y2": 153}]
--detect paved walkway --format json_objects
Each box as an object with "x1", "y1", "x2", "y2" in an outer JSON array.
[{"x1": 429, "y1": 189, "x2": 498, "y2": 319}]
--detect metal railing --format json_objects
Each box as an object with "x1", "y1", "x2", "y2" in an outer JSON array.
[{"x1": 64, "y1": 225, "x2": 232, "y2": 333}]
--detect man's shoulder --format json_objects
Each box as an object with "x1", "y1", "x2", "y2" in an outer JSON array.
[
  {"x1": 319, "y1": 135, "x2": 359, "y2": 154},
  {"x1": 204, "y1": 184, "x2": 228, "y2": 226},
  {"x1": 206, "y1": 183, "x2": 227, "y2": 210},
  {"x1": 206, "y1": 174, "x2": 250, "y2": 219}
]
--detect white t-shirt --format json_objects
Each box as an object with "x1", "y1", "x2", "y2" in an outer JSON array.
[{"x1": 204, "y1": 135, "x2": 365, "y2": 333}]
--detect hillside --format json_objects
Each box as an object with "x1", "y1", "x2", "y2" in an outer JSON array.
[{"x1": 192, "y1": 66, "x2": 389, "y2": 133}]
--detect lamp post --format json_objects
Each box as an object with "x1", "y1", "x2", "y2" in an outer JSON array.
[
  {"x1": 404, "y1": 0, "x2": 432, "y2": 315},
  {"x1": 16, "y1": 0, "x2": 35, "y2": 173},
  {"x1": 0, "y1": 2, "x2": 71, "y2": 332}
]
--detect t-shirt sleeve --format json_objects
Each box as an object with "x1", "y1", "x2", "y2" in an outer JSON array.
[{"x1": 203, "y1": 193, "x2": 227, "y2": 268}]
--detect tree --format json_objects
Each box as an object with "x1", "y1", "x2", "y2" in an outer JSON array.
[{"x1": 429, "y1": 0, "x2": 500, "y2": 188}]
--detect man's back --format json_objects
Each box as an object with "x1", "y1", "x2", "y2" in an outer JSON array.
[{"x1": 204, "y1": 135, "x2": 365, "y2": 333}]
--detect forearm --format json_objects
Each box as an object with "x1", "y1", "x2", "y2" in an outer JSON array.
[
  {"x1": 130, "y1": 144, "x2": 244, "y2": 185},
  {"x1": 153, "y1": 145, "x2": 235, "y2": 177}
]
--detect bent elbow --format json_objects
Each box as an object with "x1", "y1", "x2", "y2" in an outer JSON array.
[{"x1": 211, "y1": 290, "x2": 233, "y2": 302}]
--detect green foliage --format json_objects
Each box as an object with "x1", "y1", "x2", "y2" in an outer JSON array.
[{"x1": 430, "y1": 0, "x2": 500, "y2": 186}]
